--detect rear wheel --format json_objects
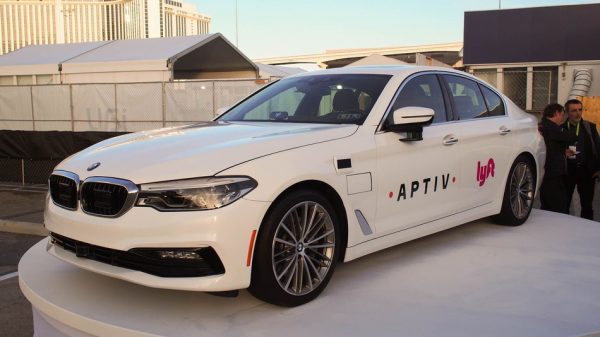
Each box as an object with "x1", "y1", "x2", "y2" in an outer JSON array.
[
  {"x1": 249, "y1": 190, "x2": 341, "y2": 307},
  {"x1": 492, "y1": 155, "x2": 535, "y2": 226}
]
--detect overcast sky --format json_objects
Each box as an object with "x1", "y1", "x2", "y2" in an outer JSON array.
[{"x1": 187, "y1": 0, "x2": 598, "y2": 60}]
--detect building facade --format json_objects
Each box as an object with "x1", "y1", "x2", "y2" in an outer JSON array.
[
  {"x1": 0, "y1": 0, "x2": 211, "y2": 55},
  {"x1": 464, "y1": 4, "x2": 600, "y2": 114}
]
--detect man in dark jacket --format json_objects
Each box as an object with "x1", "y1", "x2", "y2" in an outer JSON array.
[
  {"x1": 539, "y1": 103, "x2": 577, "y2": 214},
  {"x1": 563, "y1": 99, "x2": 600, "y2": 220}
]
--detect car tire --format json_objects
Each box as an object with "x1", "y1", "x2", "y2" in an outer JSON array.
[
  {"x1": 249, "y1": 189, "x2": 341, "y2": 307},
  {"x1": 492, "y1": 155, "x2": 536, "y2": 226}
]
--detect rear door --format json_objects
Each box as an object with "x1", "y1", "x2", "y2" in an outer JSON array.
[{"x1": 441, "y1": 74, "x2": 513, "y2": 207}]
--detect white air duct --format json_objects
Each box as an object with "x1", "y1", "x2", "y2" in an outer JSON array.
[{"x1": 568, "y1": 69, "x2": 593, "y2": 99}]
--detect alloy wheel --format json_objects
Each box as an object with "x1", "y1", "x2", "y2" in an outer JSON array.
[
  {"x1": 271, "y1": 201, "x2": 336, "y2": 296},
  {"x1": 509, "y1": 162, "x2": 534, "y2": 219}
]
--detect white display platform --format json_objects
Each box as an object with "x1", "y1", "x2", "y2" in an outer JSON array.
[{"x1": 19, "y1": 210, "x2": 600, "y2": 337}]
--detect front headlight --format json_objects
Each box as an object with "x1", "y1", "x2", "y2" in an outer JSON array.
[{"x1": 136, "y1": 176, "x2": 257, "y2": 211}]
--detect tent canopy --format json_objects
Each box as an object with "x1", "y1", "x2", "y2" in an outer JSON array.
[
  {"x1": 0, "y1": 41, "x2": 110, "y2": 76},
  {"x1": 346, "y1": 54, "x2": 408, "y2": 67},
  {"x1": 0, "y1": 34, "x2": 258, "y2": 80},
  {"x1": 256, "y1": 63, "x2": 306, "y2": 79}
]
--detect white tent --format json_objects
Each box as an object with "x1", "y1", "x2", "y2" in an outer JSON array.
[
  {"x1": 0, "y1": 41, "x2": 110, "y2": 84},
  {"x1": 0, "y1": 41, "x2": 110, "y2": 76},
  {"x1": 0, "y1": 34, "x2": 258, "y2": 84},
  {"x1": 345, "y1": 53, "x2": 452, "y2": 69},
  {"x1": 345, "y1": 54, "x2": 408, "y2": 67},
  {"x1": 256, "y1": 63, "x2": 305, "y2": 80}
]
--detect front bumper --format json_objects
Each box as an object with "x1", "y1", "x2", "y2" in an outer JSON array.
[
  {"x1": 45, "y1": 197, "x2": 271, "y2": 291},
  {"x1": 49, "y1": 232, "x2": 226, "y2": 277}
]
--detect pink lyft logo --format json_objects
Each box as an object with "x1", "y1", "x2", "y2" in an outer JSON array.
[{"x1": 477, "y1": 158, "x2": 495, "y2": 187}]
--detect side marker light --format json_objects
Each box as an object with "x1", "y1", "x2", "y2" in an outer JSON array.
[{"x1": 247, "y1": 229, "x2": 257, "y2": 267}]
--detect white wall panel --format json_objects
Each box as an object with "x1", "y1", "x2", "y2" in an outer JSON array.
[
  {"x1": 165, "y1": 81, "x2": 213, "y2": 122},
  {"x1": 74, "y1": 121, "x2": 116, "y2": 132},
  {"x1": 34, "y1": 121, "x2": 71, "y2": 131},
  {"x1": 116, "y1": 83, "x2": 162, "y2": 122},
  {"x1": 0, "y1": 86, "x2": 32, "y2": 120},
  {"x1": 32, "y1": 85, "x2": 71, "y2": 120},
  {"x1": 72, "y1": 84, "x2": 115, "y2": 122},
  {"x1": 0, "y1": 120, "x2": 33, "y2": 130}
]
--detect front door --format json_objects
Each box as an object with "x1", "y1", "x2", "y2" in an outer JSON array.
[{"x1": 374, "y1": 74, "x2": 464, "y2": 235}]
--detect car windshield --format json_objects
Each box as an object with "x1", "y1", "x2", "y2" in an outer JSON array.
[{"x1": 218, "y1": 74, "x2": 392, "y2": 124}]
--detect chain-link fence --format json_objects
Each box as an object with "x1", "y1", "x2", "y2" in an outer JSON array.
[
  {"x1": 502, "y1": 70, "x2": 528, "y2": 111},
  {"x1": 0, "y1": 79, "x2": 266, "y2": 132},
  {"x1": 532, "y1": 69, "x2": 557, "y2": 113},
  {"x1": 472, "y1": 68, "x2": 497, "y2": 87},
  {"x1": 0, "y1": 158, "x2": 61, "y2": 184},
  {"x1": 473, "y1": 68, "x2": 557, "y2": 115}
]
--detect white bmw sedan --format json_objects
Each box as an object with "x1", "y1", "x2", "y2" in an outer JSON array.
[{"x1": 45, "y1": 66, "x2": 545, "y2": 306}]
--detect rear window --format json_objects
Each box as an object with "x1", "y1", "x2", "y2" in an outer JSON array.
[{"x1": 480, "y1": 84, "x2": 506, "y2": 117}]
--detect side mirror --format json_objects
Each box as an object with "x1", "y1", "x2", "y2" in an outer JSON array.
[{"x1": 387, "y1": 107, "x2": 435, "y2": 141}]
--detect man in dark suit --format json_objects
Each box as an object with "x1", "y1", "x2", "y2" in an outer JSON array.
[
  {"x1": 563, "y1": 99, "x2": 600, "y2": 220},
  {"x1": 540, "y1": 103, "x2": 577, "y2": 214}
]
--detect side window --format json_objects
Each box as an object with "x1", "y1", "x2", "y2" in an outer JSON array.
[
  {"x1": 480, "y1": 84, "x2": 506, "y2": 117},
  {"x1": 388, "y1": 74, "x2": 447, "y2": 124},
  {"x1": 443, "y1": 75, "x2": 487, "y2": 120}
]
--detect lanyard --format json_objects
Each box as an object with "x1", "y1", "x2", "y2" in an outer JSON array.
[{"x1": 568, "y1": 122, "x2": 580, "y2": 137}]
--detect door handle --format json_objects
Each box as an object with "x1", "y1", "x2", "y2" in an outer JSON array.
[
  {"x1": 499, "y1": 126, "x2": 511, "y2": 135},
  {"x1": 443, "y1": 135, "x2": 459, "y2": 145}
]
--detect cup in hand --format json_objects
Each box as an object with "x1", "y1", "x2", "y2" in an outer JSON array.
[{"x1": 568, "y1": 145, "x2": 577, "y2": 159}]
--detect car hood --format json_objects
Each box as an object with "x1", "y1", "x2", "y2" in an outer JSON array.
[{"x1": 56, "y1": 121, "x2": 358, "y2": 183}]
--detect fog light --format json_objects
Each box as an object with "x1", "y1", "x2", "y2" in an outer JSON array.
[{"x1": 157, "y1": 250, "x2": 202, "y2": 260}]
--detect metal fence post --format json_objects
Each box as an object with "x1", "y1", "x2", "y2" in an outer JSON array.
[
  {"x1": 30, "y1": 86, "x2": 36, "y2": 131},
  {"x1": 114, "y1": 83, "x2": 118, "y2": 131},
  {"x1": 70, "y1": 84, "x2": 75, "y2": 131},
  {"x1": 162, "y1": 82, "x2": 166, "y2": 127},
  {"x1": 212, "y1": 81, "x2": 216, "y2": 117},
  {"x1": 497, "y1": 68, "x2": 504, "y2": 93},
  {"x1": 548, "y1": 72, "x2": 553, "y2": 106},
  {"x1": 526, "y1": 66, "x2": 533, "y2": 111}
]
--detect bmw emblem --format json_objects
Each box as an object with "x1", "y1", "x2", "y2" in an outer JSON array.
[{"x1": 87, "y1": 162, "x2": 101, "y2": 171}]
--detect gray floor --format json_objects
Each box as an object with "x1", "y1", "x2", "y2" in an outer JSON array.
[
  {"x1": 19, "y1": 210, "x2": 600, "y2": 337},
  {"x1": 0, "y1": 183, "x2": 46, "y2": 224},
  {"x1": 0, "y1": 232, "x2": 45, "y2": 337},
  {"x1": 1, "y1": 182, "x2": 599, "y2": 337}
]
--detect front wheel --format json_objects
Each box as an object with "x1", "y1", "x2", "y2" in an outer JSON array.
[
  {"x1": 249, "y1": 190, "x2": 341, "y2": 307},
  {"x1": 492, "y1": 155, "x2": 536, "y2": 226}
]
